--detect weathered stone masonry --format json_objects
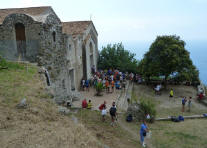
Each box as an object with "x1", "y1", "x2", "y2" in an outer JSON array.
[{"x1": 0, "y1": 6, "x2": 98, "y2": 102}]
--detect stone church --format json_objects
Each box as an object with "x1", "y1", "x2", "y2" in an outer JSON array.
[{"x1": 0, "y1": 6, "x2": 98, "y2": 101}]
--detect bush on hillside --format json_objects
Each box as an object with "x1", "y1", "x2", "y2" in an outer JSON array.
[
  {"x1": 0, "y1": 56, "x2": 24, "y2": 70},
  {"x1": 140, "y1": 98, "x2": 156, "y2": 123}
]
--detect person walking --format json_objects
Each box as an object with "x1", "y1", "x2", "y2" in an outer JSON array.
[
  {"x1": 109, "y1": 102, "x2": 117, "y2": 126},
  {"x1": 140, "y1": 120, "x2": 149, "y2": 147},
  {"x1": 101, "y1": 106, "x2": 107, "y2": 122}
]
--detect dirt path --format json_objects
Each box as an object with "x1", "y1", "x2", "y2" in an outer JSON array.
[{"x1": 73, "y1": 87, "x2": 121, "y2": 111}]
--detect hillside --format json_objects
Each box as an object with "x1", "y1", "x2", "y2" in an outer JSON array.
[{"x1": 0, "y1": 62, "x2": 102, "y2": 148}]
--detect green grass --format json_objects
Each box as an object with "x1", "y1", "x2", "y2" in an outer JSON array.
[
  {"x1": 0, "y1": 61, "x2": 38, "y2": 107},
  {"x1": 131, "y1": 84, "x2": 207, "y2": 148}
]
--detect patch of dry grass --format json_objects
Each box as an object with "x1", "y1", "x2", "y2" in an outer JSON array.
[
  {"x1": 0, "y1": 63, "x2": 102, "y2": 148},
  {"x1": 75, "y1": 109, "x2": 141, "y2": 148}
]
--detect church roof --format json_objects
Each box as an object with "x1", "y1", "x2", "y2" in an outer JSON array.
[
  {"x1": 62, "y1": 21, "x2": 92, "y2": 36},
  {"x1": 0, "y1": 6, "x2": 52, "y2": 24}
]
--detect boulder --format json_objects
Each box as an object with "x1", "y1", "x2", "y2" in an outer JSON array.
[{"x1": 16, "y1": 98, "x2": 27, "y2": 109}]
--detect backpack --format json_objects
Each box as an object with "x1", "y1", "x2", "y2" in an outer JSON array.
[
  {"x1": 178, "y1": 115, "x2": 184, "y2": 121},
  {"x1": 99, "y1": 104, "x2": 105, "y2": 110},
  {"x1": 171, "y1": 116, "x2": 180, "y2": 122},
  {"x1": 110, "y1": 107, "x2": 116, "y2": 116},
  {"x1": 126, "y1": 114, "x2": 133, "y2": 122}
]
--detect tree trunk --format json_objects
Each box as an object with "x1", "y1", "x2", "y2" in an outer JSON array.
[{"x1": 164, "y1": 75, "x2": 168, "y2": 89}]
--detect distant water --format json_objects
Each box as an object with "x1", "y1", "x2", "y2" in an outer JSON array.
[{"x1": 100, "y1": 40, "x2": 207, "y2": 85}]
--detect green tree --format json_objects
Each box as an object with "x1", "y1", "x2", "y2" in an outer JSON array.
[
  {"x1": 138, "y1": 35, "x2": 199, "y2": 86},
  {"x1": 98, "y1": 43, "x2": 139, "y2": 73}
]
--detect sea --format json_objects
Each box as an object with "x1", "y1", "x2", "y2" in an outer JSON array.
[{"x1": 100, "y1": 40, "x2": 207, "y2": 85}]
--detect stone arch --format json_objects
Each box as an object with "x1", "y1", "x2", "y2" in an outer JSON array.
[
  {"x1": 90, "y1": 42, "x2": 93, "y2": 54},
  {"x1": 89, "y1": 42, "x2": 94, "y2": 71},
  {"x1": 15, "y1": 23, "x2": 26, "y2": 59},
  {"x1": 3, "y1": 13, "x2": 35, "y2": 26},
  {"x1": 82, "y1": 44, "x2": 87, "y2": 79}
]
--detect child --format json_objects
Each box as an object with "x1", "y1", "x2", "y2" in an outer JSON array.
[{"x1": 101, "y1": 106, "x2": 107, "y2": 122}]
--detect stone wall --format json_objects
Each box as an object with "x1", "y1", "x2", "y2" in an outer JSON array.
[
  {"x1": 0, "y1": 10, "x2": 98, "y2": 102},
  {"x1": 0, "y1": 14, "x2": 41, "y2": 62}
]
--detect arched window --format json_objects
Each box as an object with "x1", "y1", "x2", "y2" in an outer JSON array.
[
  {"x1": 52, "y1": 31, "x2": 56, "y2": 42},
  {"x1": 90, "y1": 42, "x2": 93, "y2": 54}
]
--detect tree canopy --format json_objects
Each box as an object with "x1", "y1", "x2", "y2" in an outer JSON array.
[
  {"x1": 98, "y1": 43, "x2": 139, "y2": 73},
  {"x1": 138, "y1": 35, "x2": 199, "y2": 84}
]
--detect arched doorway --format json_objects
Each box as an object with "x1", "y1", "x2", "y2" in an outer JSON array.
[
  {"x1": 89, "y1": 42, "x2": 94, "y2": 72},
  {"x1": 82, "y1": 45, "x2": 87, "y2": 79},
  {"x1": 15, "y1": 23, "x2": 26, "y2": 59}
]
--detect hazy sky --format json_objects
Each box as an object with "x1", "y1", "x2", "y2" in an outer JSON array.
[{"x1": 1, "y1": 0, "x2": 207, "y2": 44}]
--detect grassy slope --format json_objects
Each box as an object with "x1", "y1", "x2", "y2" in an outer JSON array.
[
  {"x1": 75, "y1": 109, "x2": 142, "y2": 148},
  {"x1": 0, "y1": 62, "x2": 102, "y2": 148},
  {"x1": 130, "y1": 84, "x2": 207, "y2": 148}
]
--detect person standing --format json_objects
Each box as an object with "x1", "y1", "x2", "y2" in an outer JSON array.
[
  {"x1": 169, "y1": 89, "x2": 174, "y2": 100},
  {"x1": 109, "y1": 102, "x2": 117, "y2": 126},
  {"x1": 101, "y1": 106, "x2": 107, "y2": 122},
  {"x1": 188, "y1": 97, "x2": 192, "y2": 112},
  {"x1": 140, "y1": 120, "x2": 149, "y2": 147},
  {"x1": 182, "y1": 97, "x2": 187, "y2": 112},
  {"x1": 111, "y1": 80, "x2": 115, "y2": 92},
  {"x1": 85, "y1": 79, "x2": 89, "y2": 91}
]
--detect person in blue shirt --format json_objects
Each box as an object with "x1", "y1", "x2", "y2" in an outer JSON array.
[
  {"x1": 140, "y1": 120, "x2": 149, "y2": 147},
  {"x1": 85, "y1": 80, "x2": 89, "y2": 91}
]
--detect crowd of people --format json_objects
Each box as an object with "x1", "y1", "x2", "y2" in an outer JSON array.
[
  {"x1": 81, "y1": 68, "x2": 142, "y2": 93},
  {"x1": 79, "y1": 67, "x2": 206, "y2": 148}
]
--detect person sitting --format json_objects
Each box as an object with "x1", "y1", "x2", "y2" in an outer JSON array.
[
  {"x1": 198, "y1": 93, "x2": 204, "y2": 101},
  {"x1": 87, "y1": 100, "x2": 92, "y2": 109},
  {"x1": 82, "y1": 99, "x2": 88, "y2": 108},
  {"x1": 154, "y1": 84, "x2": 162, "y2": 95}
]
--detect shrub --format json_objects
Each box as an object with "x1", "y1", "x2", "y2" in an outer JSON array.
[
  {"x1": 95, "y1": 82, "x2": 104, "y2": 96},
  {"x1": 140, "y1": 98, "x2": 156, "y2": 123},
  {"x1": 0, "y1": 56, "x2": 24, "y2": 70}
]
